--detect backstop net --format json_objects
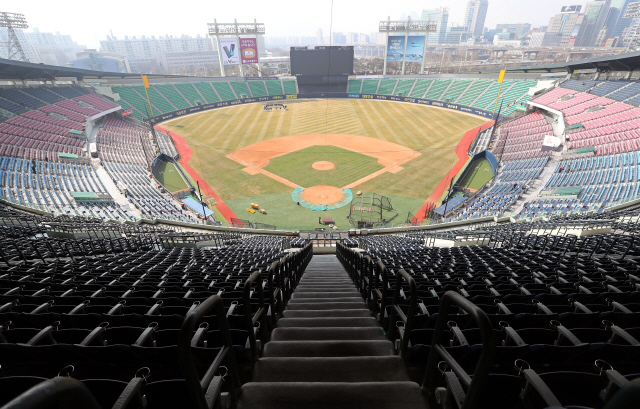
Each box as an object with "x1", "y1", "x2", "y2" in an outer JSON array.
[{"x1": 347, "y1": 193, "x2": 397, "y2": 228}]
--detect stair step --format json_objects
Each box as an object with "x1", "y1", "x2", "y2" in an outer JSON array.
[
  {"x1": 294, "y1": 287, "x2": 357, "y2": 292},
  {"x1": 285, "y1": 302, "x2": 367, "y2": 310},
  {"x1": 277, "y1": 317, "x2": 377, "y2": 328},
  {"x1": 237, "y1": 382, "x2": 426, "y2": 409},
  {"x1": 297, "y1": 281, "x2": 354, "y2": 285},
  {"x1": 252, "y1": 356, "x2": 410, "y2": 382},
  {"x1": 282, "y1": 309, "x2": 371, "y2": 318},
  {"x1": 293, "y1": 292, "x2": 360, "y2": 299},
  {"x1": 288, "y1": 297, "x2": 363, "y2": 304},
  {"x1": 263, "y1": 340, "x2": 394, "y2": 357},
  {"x1": 271, "y1": 327, "x2": 385, "y2": 341}
]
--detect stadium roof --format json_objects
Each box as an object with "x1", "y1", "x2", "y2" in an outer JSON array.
[
  {"x1": 0, "y1": 57, "x2": 195, "y2": 81},
  {"x1": 474, "y1": 51, "x2": 640, "y2": 74}
]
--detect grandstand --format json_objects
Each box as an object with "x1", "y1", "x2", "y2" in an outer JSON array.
[{"x1": 4, "y1": 52, "x2": 640, "y2": 409}]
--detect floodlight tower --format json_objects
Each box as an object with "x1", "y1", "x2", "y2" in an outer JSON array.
[
  {"x1": 0, "y1": 12, "x2": 29, "y2": 62},
  {"x1": 624, "y1": 2, "x2": 640, "y2": 53}
]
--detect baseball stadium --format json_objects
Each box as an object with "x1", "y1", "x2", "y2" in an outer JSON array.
[
  {"x1": 155, "y1": 97, "x2": 489, "y2": 230},
  {"x1": 6, "y1": 9, "x2": 640, "y2": 409}
]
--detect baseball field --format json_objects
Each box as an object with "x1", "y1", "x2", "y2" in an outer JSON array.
[{"x1": 158, "y1": 98, "x2": 488, "y2": 230}]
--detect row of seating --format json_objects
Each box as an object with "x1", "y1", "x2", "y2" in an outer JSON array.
[{"x1": 112, "y1": 80, "x2": 297, "y2": 120}]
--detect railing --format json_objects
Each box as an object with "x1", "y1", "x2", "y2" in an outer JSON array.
[
  {"x1": 178, "y1": 294, "x2": 242, "y2": 409},
  {"x1": 243, "y1": 270, "x2": 270, "y2": 362},
  {"x1": 422, "y1": 291, "x2": 496, "y2": 409},
  {"x1": 337, "y1": 244, "x2": 497, "y2": 409},
  {"x1": 1, "y1": 377, "x2": 101, "y2": 409}
]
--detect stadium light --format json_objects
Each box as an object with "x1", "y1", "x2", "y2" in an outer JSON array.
[
  {"x1": 623, "y1": 2, "x2": 640, "y2": 53},
  {"x1": 0, "y1": 11, "x2": 29, "y2": 62}
]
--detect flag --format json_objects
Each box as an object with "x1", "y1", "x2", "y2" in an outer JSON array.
[
  {"x1": 497, "y1": 69, "x2": 506, "y2": 84},
  {"x1": 142, "y1": 75, "x2": 150, "y2": 89}
]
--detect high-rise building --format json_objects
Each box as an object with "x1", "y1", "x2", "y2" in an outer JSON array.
[
  {"x1": 100, "y1": 34, "x2": 213, "y2": 72},
  {"x1": 464, "y1": 0, "x2": 489, "y2": 37},
  {"x1": 421, "y1": 7, "x2": 449, "y2": 44},
  {"x1": 609, "y1": 0, "x2": 637, "y2": 38},
  {"x1": 444, "y1": 26, "x2": 470, "y2": 44},
  {"x1": 495, "y1": 23, "x2": 532, "y2": 38},
  {"x1": 0, "y1": 28, "x2": 42, "y2": 63},
  {"x1": 582, "y1": 0, "x2": 611, "y2": 46},
  {"x1": 543, "y1": 6, "x2": 589, "y2": 47},
  {"x1": 71, "y1": 51, "x2": 131, "y2": 73},
  {"x1": 316, "y1": 29, "x2": 323, "y2": 46}
]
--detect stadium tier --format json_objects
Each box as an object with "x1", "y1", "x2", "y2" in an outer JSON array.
[{"x1": 4, "y1": 60, "x2": 640, "y2": 409}]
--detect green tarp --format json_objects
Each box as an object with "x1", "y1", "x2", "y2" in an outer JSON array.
[
  {"x1": 553, "y1": 187, "x2": 582, "y2": 196},
  {"x1": 573, "y1": 146, "x2": 595, "y2": 154},
  {"x1": 71, "y1": 192, "x2": 99, "y2": 200},
  {"x1": 58, "y1": 152, "x2": 78, "y2": 159},
  {"x1": 568, "y1": 123, "x2": 584, "y2": 130},
  {"x1": 69, "y1": 129, "x2": 84, "y2": 136}
]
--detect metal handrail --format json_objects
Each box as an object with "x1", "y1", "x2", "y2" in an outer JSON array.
[
  {"x1": 243, "y1": 270, "x2": 269, "y2": 361},
  {"x1": 177, "y1": 294, "x2": 242, "y2": 409},
  {"x1": 1, "y1": 377, "x2": 101, "y2": 409},
  {"x1": 391, "y1": 268, "x2": 417, "y2": 357},
  {"x1": 422, "y1": 291, "x2": 496, "y2": 409}
]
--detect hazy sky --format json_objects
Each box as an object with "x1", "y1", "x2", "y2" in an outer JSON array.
[{"x1": 15, "y1": 0, "x2": 579, "y2": 48}]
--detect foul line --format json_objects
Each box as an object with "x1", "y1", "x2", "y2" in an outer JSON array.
[
  {"x1": 414, "y1": 120, "x2": 495, "y2": 224},
  {"x1": 154, "y1": 124, "x2": 238, "y2": 223}
]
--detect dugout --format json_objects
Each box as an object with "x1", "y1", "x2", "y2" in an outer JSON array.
[{"x1": 452, "y1": 150, "x2": 498, "y2": 193}]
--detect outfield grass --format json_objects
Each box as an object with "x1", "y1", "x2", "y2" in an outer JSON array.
[
  {"x1": 225, "y1": 191, "x2": 425, "y2": 231},
  {"x1": 264, "y1": 146, "x2": 383, "y2": 188},
  {"x1": 163, "y1": 99, "x2": 488, "y2": 225},
  {"x1": 457, "y1": 159, "x2": 494, "y2": 190},
  {"x1": 156, "y1": 161, "x2": 189, "y2": 193}
]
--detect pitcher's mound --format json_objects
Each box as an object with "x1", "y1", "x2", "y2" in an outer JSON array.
[
  {"x1": 302, "y1": 185, "x2": 343, "y2": 205},
  {"x1": 312, "y1": 161, "x2": 335, "y2": 171}
]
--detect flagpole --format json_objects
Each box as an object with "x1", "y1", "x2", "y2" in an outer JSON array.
[
  {"x1": 493, "y1": 68, "x2": 506, "y2": 114},
  {"x1": 141, "y1": 74, "x2": 155, "y2": 117}
]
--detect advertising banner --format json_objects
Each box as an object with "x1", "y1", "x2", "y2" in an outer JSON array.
[
  {"x1": 122, "y1": 109, "x2": 133, "y2": 116},
  {"x1": 220, "y1": 38, "x2": 239, "y2": 65},
  {"x1": 149, "y1": 93, "x2": 500, "y2": 124},
  {"x1": 240, "y1": 38, "x2": 258, "y2": 64},
  {"x1": 386, "y1": 36, "x2": 405, "y2": 61},
  {"x1": 405, "y1": 36, "x2": 424, "y2": 62}
]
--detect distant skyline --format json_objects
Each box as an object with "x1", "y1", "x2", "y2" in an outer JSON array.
[{"x1": 14, "y1": 0, "x2": 581, "y2": 49}]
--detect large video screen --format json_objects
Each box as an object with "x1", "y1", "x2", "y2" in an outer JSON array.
[{"x1": 290, "y1": 46, "x2": 354, "y2": 77}]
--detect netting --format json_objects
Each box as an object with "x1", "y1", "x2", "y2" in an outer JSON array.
[{"x1": 292, "y1": 187, "x2": 353, "y2": 211}]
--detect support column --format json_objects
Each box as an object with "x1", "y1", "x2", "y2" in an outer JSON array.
[
  {"x1": 420, "y1": 18, "x2": 431, "y2": 75},
  {"x1": 214, "y1": 19, "x2": 226, "y2": 78},
  {"x1": 382, "y1": 16, "x2": 389, "y2": 76},
  {"x1": 255, "y1": 19, "x2": 262, "y2": 77},
  {"x1": 401, "y1": 17, "x2": 410, "y2": 75},
  {"x1": 236, "y1": 19, "x2": 244, "y2": 77}
]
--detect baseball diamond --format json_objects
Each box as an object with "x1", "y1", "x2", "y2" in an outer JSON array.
[{"x1": 159, "y1": 98, "x2": 488, "y2": 230}]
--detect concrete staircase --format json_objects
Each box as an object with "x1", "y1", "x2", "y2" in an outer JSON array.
[{"x1": 237, "y1": 255, "x2": 425, "y2": 409}]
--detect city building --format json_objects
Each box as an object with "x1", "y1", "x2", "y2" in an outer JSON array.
[
  {"x1": 0, "y1": 28, "x2": 42, "y2": 63},
  {"x1": 609, "y1": 0, "x2": 637, "y2": 39},
  {"x1": 529, "y1": 31, "x2": 546, "y2": 47},
  {"x1": 316, "y1": 29, "x2": 323, "y2": 46},
  {"x1": 22, "y1": 28, "x2": 85, "y2": 66},
  {"x1": 464, "y1": 0, "x2": 489, "y2": 37},
  {"x1": 542, "y1": 6, "x2": 589, "y2": 47},
  {"x1": 422, "y1": 7, "x2": 449, "y2": 44},
  {"x1": 332, "y1": 32, "x2": 346, "y2": 45},
  {"x1": 582, "y1": 0, "x2": 611, "y2": 46},
  {"x1": 100, "y1": 34, "x2": 214, "y2": 73},
  {"x1": 495, "y1": 23, "x2": 532, "y2": 38},
  {"x1": 444, "y1": 26, "x2": 471, "y2": 44},
  {"x1": 70, "y1": 50, "x2": 131, "y2": 73}
]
